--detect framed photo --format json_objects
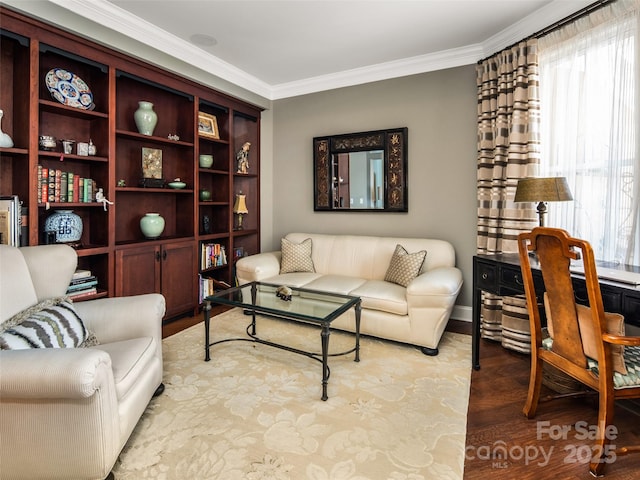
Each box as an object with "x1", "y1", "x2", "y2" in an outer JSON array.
[
  {"x1": 142, "y1": 147, "x2": 163, "y2": 179},
  {"x1": 198, "y1": 112, "x2": 220, "y2": 139}
]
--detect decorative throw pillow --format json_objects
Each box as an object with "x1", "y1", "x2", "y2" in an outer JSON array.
[
  {"x1": 0, "y1": 297, "x2": 97, "y2": 350},
  {"x1": 544, "y1": 293, "x2": 627, "y2": 375},
  {"x1": 280, "y1": 237, "x2": 315, "y2": 274},
  {"x1": 384, "y1": 244, "x2": 427, "y2": 287}
]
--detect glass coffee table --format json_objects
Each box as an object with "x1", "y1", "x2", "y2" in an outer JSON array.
[{"x1": 203, "y1": 281, "x2": 361, "y2": 400}]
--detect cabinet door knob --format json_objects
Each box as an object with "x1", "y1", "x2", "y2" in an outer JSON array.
[
  {"x1": 155, "y1": 251, "x2": 161, "y2": 261},
  {"x1": 163, "y1": 250, "x2": 167, "y2": 260}
]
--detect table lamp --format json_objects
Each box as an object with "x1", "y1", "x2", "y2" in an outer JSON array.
[
  {"x1": 233, "y1": 192, "x2": 248, "y2": 230},
  {"x1": 514, "y1": 177, "x2": 573, "y2": 227}
]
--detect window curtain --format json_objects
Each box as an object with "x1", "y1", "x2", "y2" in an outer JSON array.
[
  {"x1": 538, "y1": 0, "x2": 640, "y2": 266},
  {"x1": 476, "y1": 40, "x2": 540, "y2": 345}
]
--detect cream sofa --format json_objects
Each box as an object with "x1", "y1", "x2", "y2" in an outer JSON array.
[
  {"x1": 236, "y1": 233, "x2": 463, "y2": 354},
  {"x1": 0, "y1": 244, "x2": 165, "y2": 480}
]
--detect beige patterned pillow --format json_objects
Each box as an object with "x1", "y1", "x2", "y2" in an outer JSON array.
[
  {"x1": 280, "y1": 237, "x2": 315, "y2": 274},
  {"x1": 384, "y1": 244, "x2": 427, "y2": 287}
]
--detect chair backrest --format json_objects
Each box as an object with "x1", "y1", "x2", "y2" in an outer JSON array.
[
  {"x1": 517, "y1": 227, "x2": 609, "y2": 372},
  {"x1": 0, "y1": 244, "x2": 77, "y2": 324}
]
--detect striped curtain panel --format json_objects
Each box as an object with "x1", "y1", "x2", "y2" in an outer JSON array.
[{"x1": 476, "y1": 40, "x2": 539, "y2": 349}]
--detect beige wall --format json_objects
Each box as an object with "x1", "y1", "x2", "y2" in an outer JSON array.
[{"x1": 271, "y1": 66, "x2": 478, "y2": 312}]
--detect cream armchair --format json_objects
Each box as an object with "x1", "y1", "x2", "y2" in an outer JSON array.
[{"x1": 0, "y1": 244, "x2": 165, "y2": 480}]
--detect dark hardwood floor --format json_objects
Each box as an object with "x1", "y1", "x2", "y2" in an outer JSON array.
[
  {"x1": 465, "y1": 330, "x2": 640, "y2": 479},
  {"x1": 163, "y1": 315, "x2": 640, "y2": 479}
]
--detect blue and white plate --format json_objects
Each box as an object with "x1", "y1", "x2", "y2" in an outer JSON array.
[{"x1": 45, "y1": 68, "x2": 95, "y2": 110}]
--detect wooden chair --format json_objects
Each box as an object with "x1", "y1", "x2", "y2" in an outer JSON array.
[{"x1": 517, "y1": 227, "x2": 640, "y2": 476}]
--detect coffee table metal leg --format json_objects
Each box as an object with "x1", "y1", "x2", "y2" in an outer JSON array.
[
  {"x1": 321, "y1": 323, "x2": 330, "y2": 401},
  {"x1": 354, "y1": 300, "x2": 361, "y2": 362},
  {"x1": 204, "y1": 301, "x2": 212, "y2": 362}
]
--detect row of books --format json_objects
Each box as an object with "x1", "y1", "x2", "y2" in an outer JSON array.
[
  {"x1": 66, "y1": 268, "x2": 98, "y2": 300},
  {"x1": 201, "y1": 242, "x2": 227, "y2": 269},
  {"x1": 37, "y1": 166, "x2": 96, "y2": 204},
  {"x1": 198, "y1": 274, "x2": 231, "y2": 303},
  {"x1": 0, "y1": 195, "x2": 22, "y2": 246}
]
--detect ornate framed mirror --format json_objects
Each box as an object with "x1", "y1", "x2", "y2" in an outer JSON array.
[{"x1": 313, "y1": 127, "x2": 408, "y2": 212}]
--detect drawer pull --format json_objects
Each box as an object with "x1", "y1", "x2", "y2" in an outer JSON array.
[
  {"x1": 482, "y1": 273, "x2": 488, "y2": 280},
  {"x1": 514, "y1": 275, "x2": 523, "y2": 286}
]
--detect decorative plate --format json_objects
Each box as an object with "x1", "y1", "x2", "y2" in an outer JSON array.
[{"x1": 45, "y1": 68, "x2": 95, "y2": 110}]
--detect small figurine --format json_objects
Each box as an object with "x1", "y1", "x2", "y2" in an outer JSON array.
[
  {"x1": 236, "y1": 141, "x2": 251, "y2": 174},
  {"x1": 275, "y1": 285, "x2": 292, "y2": 301},
  {"x1": 95, "y1": 188, "x2": 114, "y2": 211}
]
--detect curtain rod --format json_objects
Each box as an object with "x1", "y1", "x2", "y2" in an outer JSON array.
[{"x1": 478, "y1": 0, "x2": 613, "y2": 63}]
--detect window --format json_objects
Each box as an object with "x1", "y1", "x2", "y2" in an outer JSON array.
[{"x1": 539, "y1": 0, "x2": 639, "y2": 265}]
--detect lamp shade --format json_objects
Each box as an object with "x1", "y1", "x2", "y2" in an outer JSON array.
[
  {"x1": 514, "y1": 177, "x2": 573, "y2": 203},
  {"x1": 233, "y1": 194, "x2": 248, "y2": 214}
]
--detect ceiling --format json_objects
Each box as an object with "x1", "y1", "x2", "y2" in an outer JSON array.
[{"x1": 38, "y1": 1, "x2": 594, "y2": 99}]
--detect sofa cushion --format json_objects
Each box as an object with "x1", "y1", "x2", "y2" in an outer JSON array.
[
  {"x1": 303, "y1": 275, "x2": 367, "y2": 295},
  {"x1": 384, "y1": 244, "x2": 427, "y2": 287},
  {"x1": 544, "y1": 293, "x2": 627, "y2": 375},
  {"x1": 92, "y1": 337, "x2": 156, "y2": 400},
  {"x1": 280, "y1": 237, "x2": 315, "y2": 274},
  {"x1": 0, "y1": 298, "x2": 92, "y2": 350},
  {"x1": 263, "y1": 272, "x2": 322, "y2": 288},
  {"x1": 350, "y1": 280, "x2": 408, "y2": 316}
]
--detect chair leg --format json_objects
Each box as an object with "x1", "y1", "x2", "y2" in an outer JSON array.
[
  {"x1": 589, "y1": 393, "x2": 615, "y2": 477},
  {"x1": 523, "y1": 351, "x2": 543, "y2": 418}
]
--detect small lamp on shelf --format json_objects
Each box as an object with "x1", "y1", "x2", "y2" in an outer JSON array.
[
  {"x1": 514, "y1": 177, "x2": 573, "y2": 227},
  {"x1": 233, "y1": 192, "x2": 248, "y2": 230}
]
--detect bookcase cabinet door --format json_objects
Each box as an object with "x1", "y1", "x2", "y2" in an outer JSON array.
[
  {"x1": 115, "y1": 240, "x2": 196, "y2": 318},
  {"x1": 115, "y1": 244, "x2": 161, "y2": 298},
  {"x1": 161, "y1": 240, "x2": 197, "y2": 318}
]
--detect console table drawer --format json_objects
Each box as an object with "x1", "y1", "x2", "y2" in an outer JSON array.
[
  {"x1": 573, "y1": 282, "x2": 623, "y2": 313},
  {"x1": 475, "y1": 261, "x2": 497, "y2": 291},
  {"x1": 501, "y1": 266, "x2": 525, "y2": 291},
  {"x1": 623, "y1": 294, "x2": 640, "y2": 327}
]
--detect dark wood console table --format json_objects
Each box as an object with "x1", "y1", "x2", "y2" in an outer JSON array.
[{"x1": 472, "y1": 253, "x2": 640, "y2": 370}]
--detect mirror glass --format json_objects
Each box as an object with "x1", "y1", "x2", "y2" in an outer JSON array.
[{"x1": 313, "y1": 128, "x2": 408, "y2": 212}]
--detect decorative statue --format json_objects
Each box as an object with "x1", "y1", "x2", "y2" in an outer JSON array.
[
  {"x1": 236, "y1": 142, "x2": 251, "y2": 174},
  {"x1": 95, "y1": 188, "x2": 114, "y2": 211}
]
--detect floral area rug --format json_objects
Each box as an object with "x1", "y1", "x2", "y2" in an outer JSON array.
[{"x1": 112, "y1": 308, "x2": 471, "y2": 480}]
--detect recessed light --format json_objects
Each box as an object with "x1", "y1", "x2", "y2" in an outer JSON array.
[{"x1": 190, "y1": 33, "x2": 217, "y2": 47}]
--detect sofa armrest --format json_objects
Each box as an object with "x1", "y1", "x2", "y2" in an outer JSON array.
[
  {"x1": 236, "y1": 251, "x2": 282, "y2": 283},
  {"x1": 406, "y1": 267, "x2": 463, "y2": 305},
  {"x1": 74, "y1": 293, "x2": 165, "y2": 345},
  {"x1": 0, "y1": 348, "x2": 114, "y2": 399}
]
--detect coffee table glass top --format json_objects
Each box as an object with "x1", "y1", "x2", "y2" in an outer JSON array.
[{"x1": 206, "y1": 281, "x2": 359, "y2": 323}]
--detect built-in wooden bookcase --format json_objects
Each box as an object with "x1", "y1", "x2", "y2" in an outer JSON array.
[{"x1": 0, "y1": 7, "x2": 262, "y2": 320}]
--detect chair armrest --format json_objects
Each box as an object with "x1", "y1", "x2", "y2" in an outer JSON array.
[
  {"x1": 74, "y1": 293, "x2": 165, "y2": 345},
  {"x1": 236, "y1": 251, "x2": 282, "y2": 283},
  {"x1": 0, "y1": 348, "x2": 113, "y2": 399},
  {"x1": 603, "y1": 333, "x2": 640, "y2": 346}
]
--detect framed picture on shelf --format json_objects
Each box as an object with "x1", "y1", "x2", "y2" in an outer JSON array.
[
  {"x1": 198, "y1": 112, "x2": 219, "y2": 139},
  {"x1": 142, "y1": 147, "x2": 162, "y2": 179}
]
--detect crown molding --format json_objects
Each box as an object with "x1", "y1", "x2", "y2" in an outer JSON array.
[
  {"x1": 480, "y1": 0, "x2": 595, "y2": 57},
  {"x1": 270, "y1": 44, "x2": 484, "y2": 100}
]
